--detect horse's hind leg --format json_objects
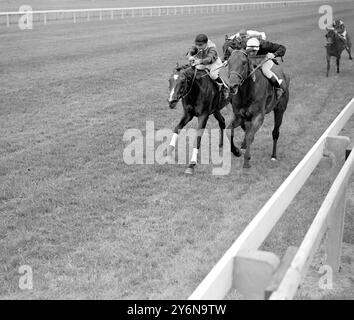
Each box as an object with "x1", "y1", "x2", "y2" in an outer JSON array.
[
  {"x1": 347, "y1": 47, "x2": 353, "y2": 60},
  {"x1": 185, "y1": 114, "x2": 209, "y2": 175},
  {"x1": 336, "y1": 56, "x2": 340, "y2": 73},
  {"x1": 271, "y1": 108, "x2": 285, "y2": 160},
  {"x1": 326, "y1": 55, "x2": 330, "y2": 77},
  {"x1": 243, "y1": 113, "x2": 265, "y2": 169},
  {"x1": 213, "y1": 110, "x2": 226, "y2": 148}
]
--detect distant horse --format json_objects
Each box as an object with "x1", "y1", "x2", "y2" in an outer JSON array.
[
  {"x1": 325, "y1": 28, "x2": 353, "y2": 77},
  {"x1": 226, "y1": 49, "x2": 290, "y2": 168},
  {"x1": 168, "y1": 64, "x2": 229, "y2": 174}
]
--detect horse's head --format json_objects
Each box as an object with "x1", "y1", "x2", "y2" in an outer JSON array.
[
  {"x1": 168, "y1": 64, "x2": 192, "y2": 109},
  {"x1": 227, "y1": 49, "x2": 249, "y2": 95},
  {"x1": 325, "y1": 28, "x2": 337, "y2": 45},
  {"x1": 222, "y1": 36, "x2": 246, "y2": 62}
]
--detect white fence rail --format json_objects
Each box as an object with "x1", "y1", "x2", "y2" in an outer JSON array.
[
  {"x1": 0, "y1": 0, "x2": 349, "y2": 27},
  {"x1": 189, "y1": 97, "x2": 354, "y2": 300}
]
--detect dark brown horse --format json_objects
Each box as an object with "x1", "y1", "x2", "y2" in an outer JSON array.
[
  {"x1": 325, "y1": 29, "x2": 353, "y2": 77},
  {"x1": 226, "y1": 49, "x2": 290, "y2": 168},
  {"x1": 168, "y1": 64, "x2": 229, "y2": 174}
]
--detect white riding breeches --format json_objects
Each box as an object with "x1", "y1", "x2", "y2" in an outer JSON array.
[
  {"x1": 261, "y1": 59, "x2": 282, "y2": 84},
  {"x1": 196, "y1": 57, "x2": 223, "y2": 80}
]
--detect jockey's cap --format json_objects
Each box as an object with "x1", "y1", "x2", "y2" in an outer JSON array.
[
  {"x1": 195, "y1": 34, "x2": 208, "y2": 44},
  {"x1": 246, "y1": 37, "x2": 260, "y2": 50}
]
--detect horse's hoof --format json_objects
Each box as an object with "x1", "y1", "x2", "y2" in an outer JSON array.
[
  {"x1": 243, "y1": 162, "x2": 251, "y2": 169},
  {"x1": 350, "y1": 57, "x2": 353, "y2": 60},
  {"x1": 241, "y1": 143, "x2": 246, "y2": 149},
  {"x1": 185, "y1": 167, "x2": 194, "y2": 175},
  {"x1": 219, "y1": 143, "x2": 223, "y2": 148},
  {"x1": 271, "y1": 157, "x2": 278, "y2": 162}
]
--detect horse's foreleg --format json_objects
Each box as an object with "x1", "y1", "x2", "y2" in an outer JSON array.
[
  {"x1": 271, "y1": 108, "x2": 285, "y2": 160},
  {"x1": 347, "y1": 47, "x2": 353, "y2": 60},
  {"x1": 226, "y1": 115, "x2": 242, "y2": 157},
  {"x1": 240, "y1": 121, "x2": 247, "y2": 149},
  {"x1": 185, "y1": 114, "x2": 209, "y2": 175},
  {"x1": 213, "y1": 110, "x2": 226, "y2": 148},
  {"x1": 169, "y1": 112, "x2": 193, "y2": 156},
  {"x1": 336, "y1": 56, "x2": 340, "y2": 73},
  {"x1": 243, "y1": 113, "x2": 264, "y2": 169},
  {"x1": 326, "y1": 55, "x2": 330, "y2": 77}
]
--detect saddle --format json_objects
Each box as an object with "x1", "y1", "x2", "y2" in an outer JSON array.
[{"x1": 248, "y1": 55, "x2": 287, "y2": 100}]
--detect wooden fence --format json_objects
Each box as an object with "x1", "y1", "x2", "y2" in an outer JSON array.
[
  {"x1": 189, "y1": 97, "x2": 354, "y2": 300},
  {"x1": 0, "y1": 0, "x2": 349, "y2": 27}
]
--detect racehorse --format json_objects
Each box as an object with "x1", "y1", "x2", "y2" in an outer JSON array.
[
  {"x1": 325, "y1": 28, "x2": 353, "y2": 77},
  {"x1": 226, "y1": 49, "x2": 290, "y2": 168},
  {"x1": 168, "y1": 64, "x2": 229, "y2": 174}
]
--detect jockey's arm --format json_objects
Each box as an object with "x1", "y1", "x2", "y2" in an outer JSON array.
[
  {"x1": 263, "y1": 41, "x2": 286, "y2": 57},
  {"x1": 199, "y1": 47, "x2": 218, "y2": 65},
  {"x1": 228, "y1": 33, "x2": 239, "y2": 40}
]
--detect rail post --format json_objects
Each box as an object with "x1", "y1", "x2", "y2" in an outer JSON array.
[{"x1": 323, "y1": 135, "x2": 351, "y2": 274}]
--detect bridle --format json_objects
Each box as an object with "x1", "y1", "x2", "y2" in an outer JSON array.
[
  {"x1": 181, "y1": 67, "x2": 197, "y2": 99},
  {"x1": 228, "y1": 49, "x2": 273, "y2": 92},
  {"x1": 172, "y1": 66, "x2": 197, "y2": 100},
  {"x1": 228, "y1": 50, "x2": 250, "y2": 89}
]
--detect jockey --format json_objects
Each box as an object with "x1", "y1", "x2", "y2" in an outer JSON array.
[
  {"x1": 246, "y1": 37, "x2": 287, "y2": 100},
  {"x1": 187, "y1": 33, "x2": 229, "y2": 100},
  {"x1": 332, "y1": 19, "x2": 349, "y2": 49},
  {"x1": 228, "y1": 28, "x2": 266, "y2": 42}
]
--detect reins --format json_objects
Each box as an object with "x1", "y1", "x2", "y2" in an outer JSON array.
[
  {"x1": 181, "y1": 67, "x2": 197, "y2": 99},
  {"x1": 228, "y1": 49, "x2": 274, "y2": 87}
]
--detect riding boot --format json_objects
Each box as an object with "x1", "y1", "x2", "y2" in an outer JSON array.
[{"x1": 269, "y1": 76, "x2": 286, "y2": 100}]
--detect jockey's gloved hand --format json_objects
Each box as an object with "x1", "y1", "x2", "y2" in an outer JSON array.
[{"x1": 193, "y1": 58, "x2": 202, "y2": 65}]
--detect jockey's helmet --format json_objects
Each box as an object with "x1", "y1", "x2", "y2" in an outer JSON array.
[
  {"x1": 195, "y1": 34, "x2": 208, "y2": 45},
  {"x1": 246, "y1": 38, "x2": 260, "y2": 51}
]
